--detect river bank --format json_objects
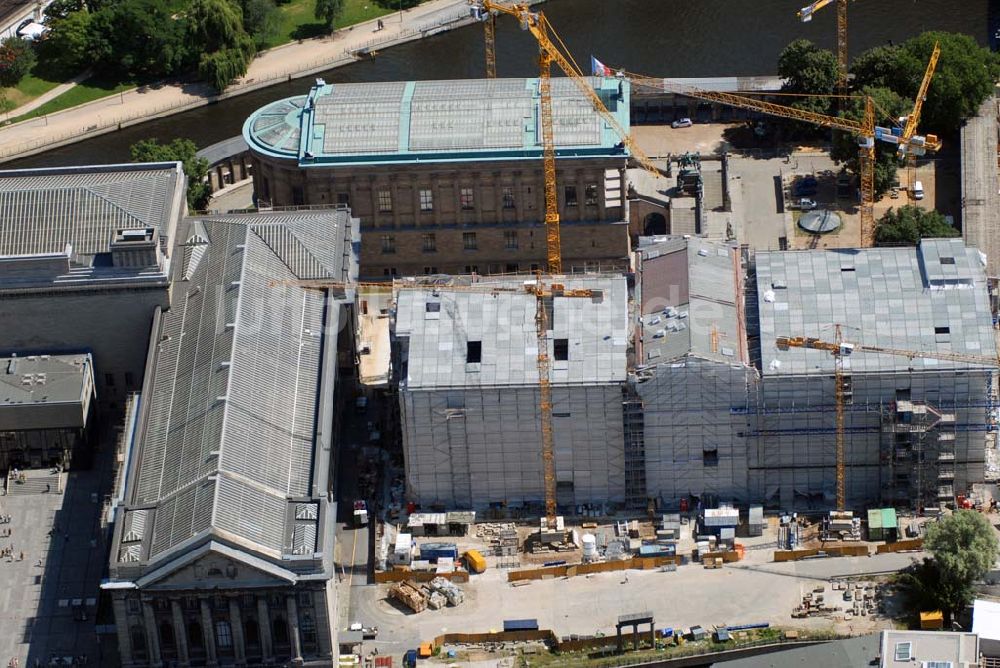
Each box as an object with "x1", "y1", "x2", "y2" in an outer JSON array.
[{"x1": 0, "y1": 0, "x2": 543, "y2": 163}]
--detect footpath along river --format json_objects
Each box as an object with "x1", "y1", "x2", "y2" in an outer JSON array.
[{"x1": 9, "y1": 0, "x2": 988, "y2": 168}]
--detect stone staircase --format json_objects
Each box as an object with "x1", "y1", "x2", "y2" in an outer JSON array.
[{"x1": 4, "y1": 470, "x2": 62, "y2": 496}]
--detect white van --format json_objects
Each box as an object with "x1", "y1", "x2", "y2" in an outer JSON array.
[{"x1": 912, "y1": 180, "x2": 924, "y2": 200}]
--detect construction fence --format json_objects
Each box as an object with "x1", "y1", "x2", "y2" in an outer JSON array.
[
  {"x1": 373, "y1": 569, "x2": 469, "y2": 584},
  {"x1": 773, "y1": 545, "x2": 869, "y2": 562},
  {"x1": 507, "y1": 555, "x2": 685, "y2": 582},
  {"x1": 876, "y1": 538, "x2": 924, "y2": 554}
]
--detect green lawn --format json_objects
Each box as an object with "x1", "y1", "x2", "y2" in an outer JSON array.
[
  {"x1": 7, "y1": 78, "x2": 134, "y2": 124},
  {"x1": 1, "y1": 72, "x2": 64, "y2": 112},
  {"x1": 264, "y1": 0, "x2": 398, "y2": 48}
]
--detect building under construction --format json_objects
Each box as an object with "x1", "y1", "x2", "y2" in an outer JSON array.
[
  {"x1": 392, "y1": 238, "x2": 997, "y2": 512},
  {"x1": 392, "y1": 276, "x2": 629, "y2": 509}
]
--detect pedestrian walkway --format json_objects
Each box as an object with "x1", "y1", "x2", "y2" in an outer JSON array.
[
  {"x1": 3, "y1": 469, "x2": 62, "y2": 497},
  {"x1": 0, "y1": 0, "x2": 513, "y2": 161},
  {"x1": 1, "y1": 70, "x2": 91, "y2": 122}
]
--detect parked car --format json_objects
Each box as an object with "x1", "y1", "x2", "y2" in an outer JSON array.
[
  {"x1": 671, "y1": 117, "x2": 693, "y2": 129},
  {"x1": 795, "y1": 198, "x2": 818, "y2": 211}
]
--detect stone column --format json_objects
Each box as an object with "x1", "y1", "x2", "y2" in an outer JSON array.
[
  {"x1": 171, "y1": 599, "x2": 191, "y2": 667},
  {"x1": 112, "y1": 596, "x2": 135, "y2": 667},
  {"x1": 390, "y1": 181, "x2": 401, "y2": 228},
  {"x1": 141, "y1": 601, "x2": 163, "y2": 668},
  {"x1": 229, "y1": 597, "x2": 247, "y2": 666},
  {"x1": 200, "y1": 598, "x2": 218, "y2": 667},
  {"x1": 286, "y1": 595, "x2": 303, "y2": 665},
  {"x1": 257, "y1": 596, "x2": 274, "y2": 663}
]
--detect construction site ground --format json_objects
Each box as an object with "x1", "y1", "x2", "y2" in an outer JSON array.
[
  {"x1": 631, "y1": 122, "x2": 947, "y2": 252},
  {"x1": 345, "y1": 515, "x2": 922, "y2": 664}
]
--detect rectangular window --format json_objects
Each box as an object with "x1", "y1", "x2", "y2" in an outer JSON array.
[
  {"x1": 467, "y1": 341, "x2": 482, "y2": 363},
  {"x1": 216, "y1": 621, "x2": 233, "y2": 649},
  {"x1": 336, "y1": 192, "x2": 350, "y2": 206},
  {"x1": 506, "y1": 263, "x2": 519, "y2": 273},
  {"x1": 383, "y1": 267, "x2": 398, "y2": 277},
  {"x1": 422, "y1": 233, "x2": 436, "y2": 252},
  {"x1": 419, "y1": 189, "x2": 433, "y2": 211},
  {"x1": 585, "y1": 183, "x2": 598, "y2": 206},
  {"x1": 463, "y1": 232, "x2": 477, "y2": 250},
  {"x1": 894, "y1": 642, "x2": 911, "y2": 661},
  {"x1": 564, "y1": 185, "x2": 578, "y2": 206},
  {"x1": 124, "y1": 372, "x2": 135, "y2": 388},
  {"x1": 291, "y1": 186, "x2": 304, "y2": 206},
  {"x1": 423, "y1": 266, "x2": 438, "y2": 275},
  {"x1": 377, "y1": 190, "x2": 392, "y2": 212},
  {"x1": 298, "y1": 591, "x2": 313, "y2": 608},
  {"x1": 105, "y1": 373, "x2": 115, "y2": 387},
  {"x1": 502, "y1": 186, "x2": 515, "y2": 209},
  {"x1": 934, "y1": 326, "x2": 950, "y2": 335},
  {"x1": 465, "y1": 265, "x2": 479, "y2": 273},
  {"x1": 460, "y1": 187, "x2": 474, "y2": 210},
  {"x1": 504, "y1": 230, "x2": 518, "y2": 250},
  {"x1": 381, "y1": 234, "x2": 395, "y2": 254},
  {"x1": 126, "y1": 598, "x2": 140, "y2": 615},
  {"x1": 940, "y1": 257, "x2": 955, "y2": 265},
  {"x1": 703, "y1": 449, "x2": 719, "y2": 467},
  {"x1": 554, "y1": 338, "x2": 569, "y2": 361}
]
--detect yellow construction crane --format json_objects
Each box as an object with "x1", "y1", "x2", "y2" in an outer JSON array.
[
  {"x1": 798, "y1": 0, "x2": 851, "y2": 98},
  {"x1": 776, "y1": 330, "x2": 998, "y2": 510},
  {"x1": 482, "y1": 7, "x2": 497, "y2": 77},
  {"x1": 896, "y1": 41, "x2": 942, "y2": 194}
]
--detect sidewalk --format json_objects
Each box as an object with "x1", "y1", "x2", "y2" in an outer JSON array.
[
  {"x1": 0, "y1": 0, "x2": 503, "y2": 161},
  {"x1": 1, "y1": 70, "x2": 92, "y2": 122}
]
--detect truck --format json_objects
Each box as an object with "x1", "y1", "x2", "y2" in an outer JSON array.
[
  {"x1": 463, "y1": 549, "x2": 487, "y2": 574},
  {"x1": 352, "y1": 500, "x2": 369, "y2": 527}
]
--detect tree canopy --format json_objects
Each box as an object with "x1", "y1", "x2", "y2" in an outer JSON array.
[
  {"x1": 0, "y1": 36, "x2": 37, "y2": 87},
  {"x1": 87, "y1": 0, "x2": 189, "y2": 79},
  {"x1": 875, "y1": 205, "x2": 958, "y2": 246},
  {"x1": 852, "y1": 31, "x2": 1000, "y2": 135},
  {"x1": 188, "y1": 0, "x2": 256, "y2": 90},
  {"x1": 777, "y1": 39, "x2": 838, "y2": 118},
  {"x1": 130, "y1": 138, "x2": 212, "y2": 210},
  {"x1": 898, "y1": 511, "x2": 999, "y2": 623},
  {"x1": 314, "y1": 0, "x2": 344, "y2": 33}
]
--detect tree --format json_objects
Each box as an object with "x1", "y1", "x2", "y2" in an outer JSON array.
[
  {"x1": 925, "y1": 510, "x2": 999, "y2": 585},
  {"x1": 39, "y1": 11, "x2": 93, "y2": 76},
  {"x1": 852, "y1": 32, "x2": 1000, "y2": 135},
  {"x1": 239, "y1": 0, "x2": 279, "y2": 49},
  {"x1": 43, "y1": 0, "x2": 86, "y2": 22},
  {"x1": 777, "y1": 39, "x2": 839, "y2": 119},
  {"x1": 875, "y1": 205, "x2": 958, "y2": 245},
  {"x1": 188, "y1": 0, "x2": 256, "y2": 90},
  {"x1": 898, "y1": 511, "x2": 999, "y2": 623},
  {"x1": 130, "y1": 138, "x2": 212, "y2": 210},
  {"x1": 89, "y1": 0, "x2": 188, "y2": 80},
  {"x1": 0, "y1": 37, "x2": 36, "y2": 87},
  {"x1": 314, "y1": 0, "x2": 344, "y2": 33}
]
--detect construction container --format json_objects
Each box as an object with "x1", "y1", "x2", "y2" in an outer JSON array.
[
  {"x1": 867, "y1": 508, "x2": 899, "y2": 542},
  {"x1": 638, "y1": 543, "x2": 675, "y2": 558},
  {"x1": 689, "y1": 625, "x2": 707, "y2": 641},
  {"x1": 581, "y1": 534, "x2": 598, "y2": 562},
  {"x1": 392, "y1": 533, "x2": 413, "y2": 565},
  {"x1": 463, "y1": 549, "x2": 487, "y2": 574},
  {"x1": 403, "y1": 649, "x2": 417, "y2": 668},
  {"x1": 748, "y1": 506, "x2": 764, "y2": 537},
  {"x1": 419, "y1": 542, "x2": 458, "y2": 563},
  {"x1": 504, "y1": 619, "x2": 539, "y2": 632},
  {"x1": 418, "y1": 643, "x2": 433, "y2": 658},
  {"x1": 701, "y1": 506, "x2": 739, "y2": 536},
  {"x1": 920, "y1": 610, "x2": 944, "y2": 630}
]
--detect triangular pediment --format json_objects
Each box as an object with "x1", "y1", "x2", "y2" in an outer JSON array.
[{"x1": 137, "y1": 541, "x2": 298, "y2": 590}]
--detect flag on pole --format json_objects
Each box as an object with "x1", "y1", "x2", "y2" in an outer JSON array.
[{"x1": 591, "y1": 56, "x2": 612, "y2": 77}]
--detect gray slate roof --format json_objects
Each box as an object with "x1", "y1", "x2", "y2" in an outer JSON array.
[
  {"x1": 122, "y1": 209, "x2": 355, "y2": 566},
  {"x1": 638, "y1": 237, "x2": 746, "y2": 366},
  {"x1": 394, "y1": 276, "x2": 629, "y2": 389},
  {"x1": 756, "y1": 238, "x2": 996, "y2": 375},
  {"x1": 0, "y1": 162, "x2": 184, "y2": 262}
]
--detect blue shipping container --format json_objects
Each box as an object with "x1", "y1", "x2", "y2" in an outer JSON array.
[
  {"x1": 419, "y1": 543, "x2": 458, "y2": 563},
  {"x1": 504, "y1": 619, "x2": 539, "y2": 632}
]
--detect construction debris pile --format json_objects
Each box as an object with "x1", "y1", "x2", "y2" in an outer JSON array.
[
  {"x1": 389, "y1": 578, "x2": 465, "y2": 614},
  {"x1": 791, "y1": 581, "x2": 884, "y2": 620}
]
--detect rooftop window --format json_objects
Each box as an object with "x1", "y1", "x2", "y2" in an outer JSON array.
[{"x1": 467, "y1": 341, "x2": 482, "y2": 364}]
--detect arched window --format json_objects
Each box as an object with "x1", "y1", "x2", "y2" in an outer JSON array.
[
  {"x1": 272, "y1": 615, "x2": 289, "y2": 645},
  {"x1": 130, "y1": 626, "x2": 147, "y2": 659},
  {"x1": 159, "y1": 620, "x2": 176, "y2": 650},
  {"x1": 188, "y1": 621, "x2": 204, "y2": 648},
  {"x1": 244, "y1": 618, "x2": 260, "y2": 648},
  {"x1": 216, "y1": 620, "x2": 233, "y2": 649}
]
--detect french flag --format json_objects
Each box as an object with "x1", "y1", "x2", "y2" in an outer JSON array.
[{"x1": 591, "y1": 56, "x2": 612, "y2": 77}]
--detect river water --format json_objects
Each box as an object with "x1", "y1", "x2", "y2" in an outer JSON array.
[{"x1": 9, "y1": 0, "x2": 988, "y2": 168}]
